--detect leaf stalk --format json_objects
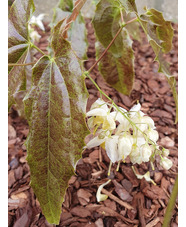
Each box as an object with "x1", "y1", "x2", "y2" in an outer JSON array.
[{"x1": 162, "y1": 176, "x2": 178, "y2": 227}]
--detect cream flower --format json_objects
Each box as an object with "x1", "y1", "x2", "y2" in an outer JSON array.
[
  {"x1": 86, "y1": 132, "x2": 120, "y2": 163},
  {"x1": 130, "y1": 137, "x2": 152, "y2": 164},
  {"x1": 111, "y1": 107, "x2": 130, "y2": 135},
  {"x1": 86, "y1": 99, "x2": 116, "y2": 131},
  {"x1": 29, "y1": 14, "x2": 45, "y2": 31}
]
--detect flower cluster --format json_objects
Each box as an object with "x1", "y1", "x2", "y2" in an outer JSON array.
[
  {"x1": 86, "y1": 98, "x2": 173, "y2": 171},
  {"x1": 28, "y1": 14, "x2": 45, "y2": 43}
]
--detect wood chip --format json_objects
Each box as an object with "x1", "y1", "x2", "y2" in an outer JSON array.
[
  {"x1": 8, "y1": 124, "x2": 16, "y2": 140},
  {"x1": 95, "y1": 218, "x2": 104, "y2": 227},
  {"x1": 8, "y1": 170, "x2": 16, "y2": 188},
  {"x1": 146, "y1": 217, "x2": 160, "y2": 227},
  {"x1": 160, "y1": 136, "x2": 175, "y2": 147},
  {"x1": 70, "y1": 206, "x2": 91, "y2": 218},
  {"x1": 112, "y1": 180, "x2": 133, "y2": 202}
]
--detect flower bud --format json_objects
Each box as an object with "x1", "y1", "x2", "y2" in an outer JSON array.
[
  {"x1": 160, "y1": 157, "x2": 173, "y2": 170},
  {"x1": 162, "y1": 148, "x2": 170, "y2": 157}
]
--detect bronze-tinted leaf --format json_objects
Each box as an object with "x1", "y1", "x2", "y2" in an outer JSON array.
[
  {"x1": 24, "y1": 20, "x2": 89, "y2": 224},
  {"x1": 96, "y1": 28, "x2": 134, "y2": 95},
  {"x1": 92, "y1": 0, "x2": 123, "y2": 57}
]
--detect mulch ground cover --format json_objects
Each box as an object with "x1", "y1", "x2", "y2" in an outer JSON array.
[{"x1": 8, "y1": 20, "x2": 178, "y2": 227}]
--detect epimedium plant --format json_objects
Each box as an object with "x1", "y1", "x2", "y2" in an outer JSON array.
[{"x1": 8, "y1": 0, "x2": 178, "y2": 225}]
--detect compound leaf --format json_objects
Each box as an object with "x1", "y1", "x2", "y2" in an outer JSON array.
[
  {"x1": 8, "y1": 0, "x2": 35, "y2": 109},
  {"x1": 24, "y1": 20, "x2": 89, "y2": 224},
  {"x1": 96, "y1": 28, "x2": 134, "y2": 95}
]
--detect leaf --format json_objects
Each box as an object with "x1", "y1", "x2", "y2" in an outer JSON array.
[
  {"x1": 93, "y1": 0, "x2": 134, "y2": 95},
  {"x1": 139, "y1": 8, "x2": 174, "y2": 54},
  {"x1": 119, "y1": 0, "x2": 137, "y2": 13},
  {"x1": 96, "y1": 28, "x2": 134, "y2": 95},
  {"x1": 51, "y1": 1, "x2": 88, "y2": 59},
  {"x1": 8, "y1": 0, "x2": 35, "y2": 109},
  {"x1": 92, "y1": 0, "x2": 123, "y2": 57},
  {"x1": 24, "y1": 20, "x2": 89, "y2": 224},
  {"x1": 138, "y1": 8, "x2": 177, "y2": 122}
]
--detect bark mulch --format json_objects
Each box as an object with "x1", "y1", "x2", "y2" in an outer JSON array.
[{"x1": 8, "y1": 20, "x2": 178, "y2": 227}]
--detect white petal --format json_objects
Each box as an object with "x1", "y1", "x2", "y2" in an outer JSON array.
[
  {"x1": 142, "y1": 116, "x2": 155, "y2": 129},
  {"x1": 91, "y1": 98, "x2": 109, "y2": 112},
  {"x1": 103, "y1": 115, "x2": 116, "y2": 130},
  {"x1": 86, "y1": 136, "x2": 105, "y2": 149},
  {"x1": 86, "y1": 108, "x2": 107, "y2": 117},
  {"x1": 37, "y1": 20, "x2": 45, "y2": 31},
  {"x1": 111, "y1": 111, "x2": 128, "y2": 124},
  {"x1": 96, "y1": 179, "x2": 111, "y2": 202},
  {"x1": 130, "y1": 103, "x2": 141, "y2": 117},
  {"x1": 105, "y1": 136, "x2": 119, "y2": 163},
  {"x1": 130, "y1": 146, "x2": 142, "y2": 164},
  {"x1": 136, "y1": 136, "x2": 146, "y2": 147},
  {"x1": 29, "y1": 16, "x2": 36, "y2": 24},
  {"x1": 140, "y1": 144, "x2": 152, "y2": 162},
  {"x1": 118, "y1": 136, "x2": 133, "y2": 160}
]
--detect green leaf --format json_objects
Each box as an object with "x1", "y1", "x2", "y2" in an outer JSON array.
[
  {"x1": 8, "y1": 0, "x2": 35, "y2": 108},
  {"x1": 51, "y1": 1, "x2": 88, "y2": 59},
  {"x1": 96, "y1": 28, "x2": 134, "y2": 95},
  {"x1": 92, "y1": 0, "x2": 123, "y2": 57},
  {"x1": 24, "y1": 20, "x2": 89, "y2": 224},
  {"x1": 119, "y1": 0, "x2": 137, "y2": 13},
  {"x1": 139, "y1": 8, "x2": 174, "y2": 54}
]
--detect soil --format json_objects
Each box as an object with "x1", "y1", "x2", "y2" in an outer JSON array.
[{"x1": 8, "y1": 20, "x2": 178, "y2": 227}]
